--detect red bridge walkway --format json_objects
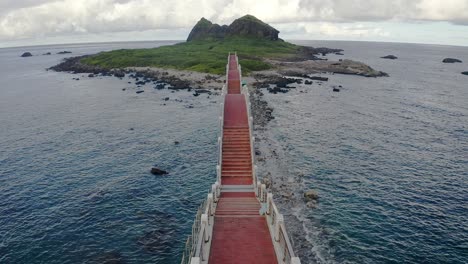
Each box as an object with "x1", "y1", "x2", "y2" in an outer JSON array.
[
  {"x1": 182, "y1": 54, "x2": 300, "y2": 264},
  {"x1": 209, "y1": 54, "x2": 277, "y2": 264}
]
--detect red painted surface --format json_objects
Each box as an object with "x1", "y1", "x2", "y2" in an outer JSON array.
[
  {"x1": 209, "y1": 217, "x2": 278, "y2": 264},
  {"x1": 223, "y1": 95, "x2": 248, "y2": 127},
  {"x1": 209, "y1": 54, "x2": 277, "y2": 264}
]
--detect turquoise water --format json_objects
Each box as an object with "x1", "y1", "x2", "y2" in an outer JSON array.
[
  {"x1": 0, "y1": 42, "x2": 219, "y2": 263},
  {"x1": 0, "y1": 41, "x2": 467, "y2": 264},
  {"x1": 258, "y1": 41, "x2": 468, "y2": 263}
]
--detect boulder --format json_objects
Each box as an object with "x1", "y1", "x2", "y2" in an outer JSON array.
[
  {"x1": 443, "y1": 58, "x2": 462, "y2": 63},
  {"x1": 381, "y1": 55, "x2": 398, "y2": 60},
  {"x1": 136, "y1": 90, "x2": 144, "y2": 94},
  {"x1": 114, "y1": 70, "x2": 125, "y2": 78},
  {"x1": 304, "y1": 80, "x2": 313, "y2": 85},
  {"x1": 304, "y1": 190, "x2": 319, "y2": 201},
  {"x1": 151, "y1": 167, "x2": 168, "y2": 175},
  {"x1": 21, "y1": 52, "x2": 33, "y2": 57}
]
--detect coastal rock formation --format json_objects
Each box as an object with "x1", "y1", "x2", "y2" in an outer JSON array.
[
  {"x1": 187, "y1": 15, "x2": 279, "y2": 41},
  {"x1": 21, "y1": 52, "x2": 33, "y2": 57},
  {"x1": 227, "y1": 15, "x2": 279, "y2": 40},
  {"x1": 186, "y1": 18, "x2": 228, "y2": 41},
  {"x1": 443, "y1": 58, "x2": 462, "y2": 63},
  {"x1": 381, "y1": 55, "x2": 398, "y2": 60}
]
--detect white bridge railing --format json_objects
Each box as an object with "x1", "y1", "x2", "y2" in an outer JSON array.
[
  {"x1": 257, "y1": 182, "x2": 301, "y2": 264},
  {"x1": 180, "y1": 182, "x2": 221, "y2": 264}
]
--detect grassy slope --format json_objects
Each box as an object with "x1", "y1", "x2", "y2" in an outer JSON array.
[{"x1": 81, "y1": 37, "x2": 300, "y2": 75}]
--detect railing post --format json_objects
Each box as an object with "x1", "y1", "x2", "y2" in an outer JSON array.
[
  {"x1": 190, "y1": 257, "x2": 200, "y2": 264},
  {"x1": 266, "y1": 192, "x2": 272, "y2": 212},
  {"x1": 212, "y1": 182, "x2": 220, "y2": 202},
  {"x1": 256, "y1": 181, "x2": 261, "y2": 197},
  {"x1": 207, "y1": 193, "x2": 214, "y2": 216},
  {"x1": 291, "y1": 257, "x2": 302, "y2": 264},
  {"x1": 216, "y1": 165, "x2": 221, "y2": 183},
  {"x1": 262, "y1": 184, "x2": 267, "y2": 203},
  {"x1": 274, "y1": 214, "x2": 284, "y2": 242},
  {"x1": 201, "y1": 214, "x2": 209, "y2": 242}
]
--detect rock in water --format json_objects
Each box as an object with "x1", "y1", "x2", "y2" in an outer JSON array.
[
  {"x1": 151, "y1": 167, "x2": 168, "y2": 175},
  {"x1": 381, "y1": 55, "x2": 398, "y2": 60},
  {"x1": 462, "y1": 71, "x2": 468, "y2": 75},
  {"x1": 57, "y1": 51, "x2": 72, "y2": 54},
  {"x1": 333, "y1": 86, "x2": 340, "y2": 92},
  {"x1": 136, "y1": 90, "x2": 144, "y2": 94},
  {"x1": 443, "y1": 58, "x2": 462, "y2": 63},
  {"x1": 21, "y1": 52, "x2": 33, "y2": 57},
  {"x1": 304, "y1": 190, "x2": 319, "y2": 201}
]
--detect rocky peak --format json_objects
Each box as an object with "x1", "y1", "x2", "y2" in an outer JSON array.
[{"x1": 186, "y1": 15, "x2": 280, "y2": 42}]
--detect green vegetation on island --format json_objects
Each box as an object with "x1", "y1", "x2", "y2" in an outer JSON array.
[
  {"x1": 81, "y1": 37, "x2": 300, "y2": 75},
  {"x1": 52, "y1": 15, "x2": 387, "y2": 78}
]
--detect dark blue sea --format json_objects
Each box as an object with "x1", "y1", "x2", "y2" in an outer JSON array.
[{"x1": 0, "y1": 40, "x2": 467, "y2": 264}]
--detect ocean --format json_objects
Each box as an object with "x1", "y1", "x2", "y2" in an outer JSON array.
[{"x1": 0, "y1": 40, "x2": 467, "y2": 263}]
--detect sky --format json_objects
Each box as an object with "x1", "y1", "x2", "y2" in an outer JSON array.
[{"x1": 1, "y1": 0, "x2": 468, "y2": 48}]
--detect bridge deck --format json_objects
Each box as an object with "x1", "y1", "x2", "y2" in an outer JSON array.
[{"x1": 209, "y1": 54, "x2": 278, "y2": 263}]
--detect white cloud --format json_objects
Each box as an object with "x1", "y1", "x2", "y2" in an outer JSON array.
[{"x1": 0, "y1": 0, "x2": 467, "y2": 41}]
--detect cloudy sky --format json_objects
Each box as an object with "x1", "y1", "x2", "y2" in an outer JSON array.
[{"x1": 1, "y1": 0, "x2": 468, "y2": 48}]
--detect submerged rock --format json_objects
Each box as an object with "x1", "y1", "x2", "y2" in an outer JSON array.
[
  {"x1": 443, "y1": 58, "x2": 462, "y2": 63},
  {"x1": 151, "y1": 167, "x2": 168, "y2": 175},
  {"x1": 21, "y1": 52, "x2": 33, "y2": 57},
  {"x1": 90, "y1": 251, "x2": 125, "y2": 264},
  {"x1": 381, "y1": 55, "x2": 398, "y2": 60},
  {"x1": 304, "y1": 190, "x2": 319, "y2": 201}
]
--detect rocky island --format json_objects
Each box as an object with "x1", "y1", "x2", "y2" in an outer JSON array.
[{"x1": 50, "y1": 15, "x2": 388, "y2": 89}]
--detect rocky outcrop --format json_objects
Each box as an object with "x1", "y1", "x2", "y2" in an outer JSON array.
[
  {"x1": 21, "y1": 52, "x2": 33, "y2": 57},
  {"x1": 443, "y1": 58, "x2": 462, "y2": 63},
  {"x1": 226, "y1": 15, "x2": 279, "y2": 40},
  {"x1": 381, "y1": 55, "x2": 398, "y2": 60},
  {"x1": 187, "y1": 15, "x2": 279, "y2": 41},
  {"x1": 186, "y1": 18, "x2": 228, "y2": 41}
]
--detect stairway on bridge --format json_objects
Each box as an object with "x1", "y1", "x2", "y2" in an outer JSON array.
[{"x1": 208, "y1": 54, "x2": 278, "y2": 264}]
